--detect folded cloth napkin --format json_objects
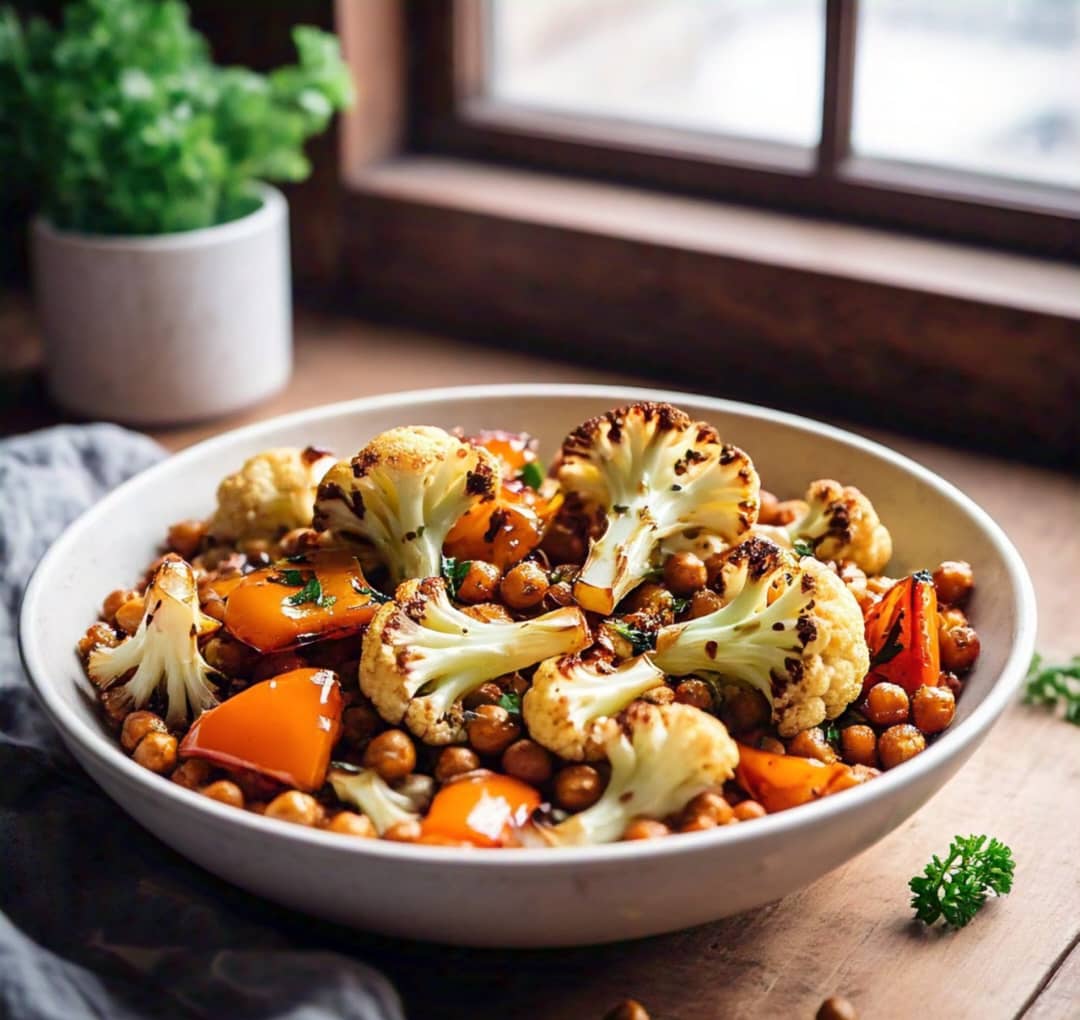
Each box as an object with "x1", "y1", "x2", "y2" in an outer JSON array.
[{"x1": 0, "y1": 425, "x2": 403, "y2": 1020}]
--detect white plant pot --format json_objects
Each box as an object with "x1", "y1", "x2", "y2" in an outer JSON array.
[{"x1": 31, "y1": 184, "x2": 292, "y2": 426}]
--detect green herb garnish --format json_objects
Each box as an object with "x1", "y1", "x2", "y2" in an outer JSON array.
[
  {"x1": 285, "y1": 576, "x2": 336, "y2": 610},
  {"x1": 349, "y1": 578, "x2": 391, "y2": 604},
  {"x1": 1024, "y1": 654, "x2": 1080, "y2": 725},
  {"x1": 909, "y1": 835, "x2": 1014, "y2": 928},
  {"x1": 270, "y1": 568, "x2": 308, "y2": 587},
  {"x1": 609, "y1": 619, "x2": 655, "y2": 656},
  {"x1": 822, "y1": 720, "x2": 841, "y2": 748},
  {"x1": 792, "y1": 537, "x2": 815, "y2": 558},
  {"x1": 441, "y1": 555, "x2": 472, "y2": 600},
  {"x1": 672, "y1": 596, "x2": 691, "y2": 615},
  {"x1": 497, "y1": 691, "x2": 522, "y2": 717},
  {"x1": 518, "y1": 461, "x2": 544, "y2": 490}
]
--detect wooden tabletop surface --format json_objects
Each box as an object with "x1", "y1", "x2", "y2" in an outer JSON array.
[{"x1": 5, "y1": 301, "x2": 1079, "y2": 1020}]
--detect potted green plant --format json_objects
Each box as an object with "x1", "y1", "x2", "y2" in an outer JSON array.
[{"x1": 0, "y1": 0, "x2": 352, "y2": 424}]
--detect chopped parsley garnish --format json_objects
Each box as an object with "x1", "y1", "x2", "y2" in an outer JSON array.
[
  {"x1": 441, "y1": 555, "x2": 472, "y2": 600},
  {"x1": 284, "y1": 576, "x2": 336, "y2": 610},
  {"x1": 349, "y1": 578, "x2": 391, "y2": 603},
  {"x1": 822, "y1": 720, "x2": 841, "y2": 748},
  {"x1": 609, "y1": 619, "x2": 655, "y2": 656},
  {"x1": 270, "y1": 568, "x2": 308, "y2": 587},
  {"x1": 1023, "y1": 653, "x2": 1080, "y2": 725},
  {"x1": 909, "y1": 835, "x2": 1015, "y2": 928},
  {"x1": 792, "y1": 538, "x2": 815, "y2": 558},
  {"x1": 497, "y1": 691, "x2": 522, "y2": 716},
  {"x1": 518, "y1": 460, "x2": 544, "y2": 490},
  {"x1": 672, "y1": 596, "x2": 691, "y2": 615}
]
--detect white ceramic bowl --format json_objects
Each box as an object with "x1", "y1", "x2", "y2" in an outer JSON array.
[{"x1": 19, "y1": 385, "x2": 1036, "y2": 947}]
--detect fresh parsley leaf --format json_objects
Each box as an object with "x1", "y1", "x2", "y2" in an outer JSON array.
[
  {"x1": 285, "y1": 576, "x2": 336, "y2": 609},
  {"x1": 792, "y1": 537, "x2": 815, "y2": 558},
  {"x1": 518, "y1": 460, "x2": 544, "y2": 490},
  {"x1": 1023, "y1": 653, "x2": 1080, "y2": 725},
  {"x1": 441, "y1": 555, "x2": 472, "y2": 600},
  {"x1": 497, "y1": 691, "x2": 522, "y2": 717},
  {"x1": 909, "y1": 834, "x2": 1015, "y2": 928},
  {"x1": 349, "y1": 578, "x2": 391, "y2": 603},
  {"x1": 609, "y1": 619, "x2": 655, "y2": 656},
  {"x1": 672, "y1": 596, "x2": 691, "y2": 615},
  {"x1": 822, "y1": 720, "x2": 841, "y2": 748},
  {"x1": 270, "y1": 568, "x2": 308, "y2": 587}
]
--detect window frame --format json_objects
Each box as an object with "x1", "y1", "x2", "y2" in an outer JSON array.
[{"x1": 404, "y1": 0, "x2": 1080, "y2": 260}]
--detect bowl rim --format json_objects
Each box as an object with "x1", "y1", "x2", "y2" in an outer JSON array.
[{"x1": 19, "y1": 383, "x2": 1038, "y2": 869}]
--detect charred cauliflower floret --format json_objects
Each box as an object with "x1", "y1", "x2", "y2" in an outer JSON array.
[
  {"x1": 541, "y1": 702, "x2": 738, "y2": 846},
  {"x1": 209, "y1": 446, "x2": 336, "y2": 543},
  {"x1": 784, "y1": 479, "x2": 892, "y2": 575},
  {"x1": 88, "y1": 555, "x2": 221, "y2": 726},
  {"x1": 523, "y1": 654, "x2": 666, "y2": 761},
  {"x1": 558, "y1": 402, "x2": 759, "y2": 615},
  {"x1": 313, "y1": 426, "x2": 498, "y2": 587},
  {"x1": 360, "y1": 577, "x2": 590, "y2": 745},
  {"x1": 652, "y1": 537, "x2": 868, "y2": 736},
  {"x1": 328, "y1": 766, "x2": 433, "y2": 835}
]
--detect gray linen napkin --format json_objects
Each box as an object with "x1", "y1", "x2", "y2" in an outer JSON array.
[{"x1": 0, "y1": 425, "x2": 403, "y2": 1020}]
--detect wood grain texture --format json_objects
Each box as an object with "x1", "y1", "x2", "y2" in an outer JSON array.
[{"x1": 4, "y1": 304, "x2": 1078, "y2": 1019}]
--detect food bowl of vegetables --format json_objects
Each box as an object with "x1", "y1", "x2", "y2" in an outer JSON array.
[{"x1": 19, "y1": 385, "x2": 1036, "y2": 946}]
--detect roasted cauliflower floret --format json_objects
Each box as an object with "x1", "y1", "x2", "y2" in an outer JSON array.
[
  {"x1": 541, "y1": 702, "x2": 738, "y2": 846},
  {"x1": 785, "y1": 479, "x2": 892, "y2": 575},
  {"x1": 558, "y1": 402, "x2": 759, "y2": 615},
  {"x1": 360, "y1": 577, "x2": 590, "y2": 745},
  {"x1": 208, "y1": 446, "x2": 336, "y2": 543},
  {"x1": 652, "y1": 537, "x2": 868, "y2": 736},
  {"x1": 328, "y1": 766, "x2": 433, "y2": 835},
  {"x1": 523, "y1": 654, "x2": 666, "y2": 761},
  {"x1": 88, "y1": 555, "x2": 221, "y2": 726},
  {"x1": 313, "y1": 426, "x2": 499, "y2": 587}
]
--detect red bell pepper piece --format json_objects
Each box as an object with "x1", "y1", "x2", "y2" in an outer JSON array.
[{"x1": 863, "y1": 571, "x2": 941, "y2": 695}]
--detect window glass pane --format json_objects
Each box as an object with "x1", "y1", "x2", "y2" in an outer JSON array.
[
  {"x1": 487, "y1": 0, "x2": 825, "y2": 147},
  {"x1": 853, "y1": 0, "x2": 1080, "y2": 189}
]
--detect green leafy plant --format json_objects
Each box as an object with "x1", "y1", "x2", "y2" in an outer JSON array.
[
  {"x1": 909, "y1": 834, "x2": 1015, "y2": 928},
  {"x1": 1024, "y1": 654, "x2": 1080, "y2": 725},
  {"x1": 0, "y1": 0, "x2": 352, "y2": 235}
]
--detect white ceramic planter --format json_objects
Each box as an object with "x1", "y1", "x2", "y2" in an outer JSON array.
[{"x1": 31, "y1": 184, "x2": 292, "y2": 426}]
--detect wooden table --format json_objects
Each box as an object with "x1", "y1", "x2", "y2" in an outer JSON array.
[{"x1": 5, "y1": 302, "x2": 1079, "y2": 1020}]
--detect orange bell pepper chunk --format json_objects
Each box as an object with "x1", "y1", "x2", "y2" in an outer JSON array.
[
  {"x1": 224, "y1": 550, "x2": 383, "y2": 653},
  {"x1": 735, "y1": 742, "x2": 869, "y2": 813},
  {"x1": 179, "y1": 667, "x2": 343, "y2": 791},
  {"x1": 444, "y1": 487, "x2": 549, "y2": 570},
  {"x1": 421, "y1": 773, "x2": 541, "y2": 848},
  {"x1": 465, "y1": 429, "x2": 538, "y2": 479},
  {"x1": 863, "y1": 571, "x2": 941, "y2": 695}
]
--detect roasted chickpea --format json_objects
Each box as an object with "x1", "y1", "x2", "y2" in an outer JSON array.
[
  {"x1": 77, "y1": 622, "x2": 120, "y2": 661},
  {"x1": 114, "y1": 595, "x2": 146, "y2": 635},
  {"x1": 342, "y1": 703, "x2": 380, "y2": 745},
  {"x1": 773, "y1": 499, "x2": 806, "y2": 525},
  {"x1": 462, "y1": 681, "x2": 504, "y2": 710},
  {"x1": 199, "y1": 590, "x2": 227, "y2": 623},
  {"x1": 133, "y1": 731, "x2": 178, "y2": 774},
  {"x1": 759, "y1": 736, "x2": 786, "y2": 755},
  {"x1": 554, "y1": 764, "x2": 603, "y2": 812},
  {"x1": 940, "y1": 671, "x2": 964, "y2": 698},
  {"x1": 102, "y1": 588, "x2": 136, "y2": 624},
  {"x1": 363, "y1": 729, "x2": 416, "y2": 781},
  {"x1": 239, "y1": 538, "x2": 274, "y2": 563},
  {"x1": 703, "y1": 552, "x2": 728, "y2": 590},
  {"x1": 167, "y1": 518, "x2": 207, "y2": 559},
  {"x1": 499, "y1": 561, "x2": 550, "y2": 610},
  {"x1": 719, "y1": 685, "x2": 769, "y2": 733},
  {"x1": 623, "y1": 582, "x2": 675, "y2": 619},
  {"x1": 912, "y1": 684, "x2": 956, "y2": 735},
  {"x1": 99, "y1": 687, "x2": 132, "y2": 727},
  {"x1": 641, "y1": 684, "x2": 675, "y2": 705},
  {"x1": 456, "y1": 560, "x2": 502, "y2": 603},
  {"x1": 732, "y1": 800, "x2": 766, "y2": 821},
  {"x1": 502, "y1": 739, "x2": 553, "y2": 785},
  {"x1": 688, "y1": 588, "x2": 723, "y2": 619},
  {"x1": 684, "y1": 790, "x2": 734, "y2": 826},
  {"x1": 203, "y1": 635, "x2": 257, "y2": 677},
  {"x1": 938, "y1": 606, "x2": 969, "y2": 631},
  {"x1": 940, "y1": 625, "x2": 980, "y2": 673},
  {"x1": 864, "y1": 682, "x2": 910, "y2": 727},
  {"x1": 121, "y1": 710, "x2": 167, "y2": 752},
  {"x1": 466, "y1": 704, "x2": 521, "y2": 756},
  {"x1": 679, "y1": 812, "x2": 718, "y2": 833},
  {"x1": 384, "y1": 819, "x2": 422, "y2": 843},
  {"x1": 435, "y1": 746, "x2": 482, "y2": 783},
  {"x1": 836, "y1": 561, "x2": 869, "y2": 609},
  {"x1": 877, "y1": 724, "x2": 926, "y2": 770},
  {"x1": 326, "y1": 811, "x2": 377, "y2": 838},
  {"x1": 171, "y1": 758, "x2": 213, "y2": 790},
  {"x1": 933, "y1": 560, "x2": 974, "y2": 607},
  {"x1": 622, "y1": 818, "x2": 670, "y2": 841},
  {"x1": 757, "y1": 489, "x2": 782, "y2": 525},
  {"x1": 543, "y1": 581, "x2": 576, "y2": 608},
  {"x1": 265, "y1": 790, "x2": 323, "y2": 827},
  {"x1": 787, "y1": 726, "x2": 839, "y2": 764},
  {"x1": 674, "y1": 678, "x2": 713, "y2": 711},
  {"x1": 251, "y1": 651, "x2": 308, "y2": 684},
  {"x1": 664, "y1": 551, "x2": 708, "y2": 596},
  {"x1": 200, "y1": 780, "x2": 245, "y2": 809},
  {"x1": 817, "y1": 996, "x2": 858, "y2": 1020},
  {"x1": 840, "y1": 724, "x2": 878, "y2": 767},
  {"x1": 540, "y1": 520, "x2": 586, "y2": 565},
  {"x1": 604, "y1": 1000, "x2": 651, "y2": 1020}
]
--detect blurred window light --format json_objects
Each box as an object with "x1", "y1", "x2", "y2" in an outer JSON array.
[
  {"x1": 850, "y1": 0, "x2": 1080, "y2": 188},
  {"x1": 487, "y1": 0, "x2": 826, "y2": 148}
]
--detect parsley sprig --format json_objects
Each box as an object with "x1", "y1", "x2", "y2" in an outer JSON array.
[
  {"x1": 792, "y1": 537, "x2": 815, "y2": 558},
  {"x1": 284, "y1": 576, "x2": 336, "y2": 610},
  {"x1": 909, "y1": 835, "x2": 1015, "y2": 928},
  {"x1": 441, "y1": 556, "x2": 472, "y2": 600},
  {"x1": 1024, "y1": 654, "x2": 1080, "y2": 725}
]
